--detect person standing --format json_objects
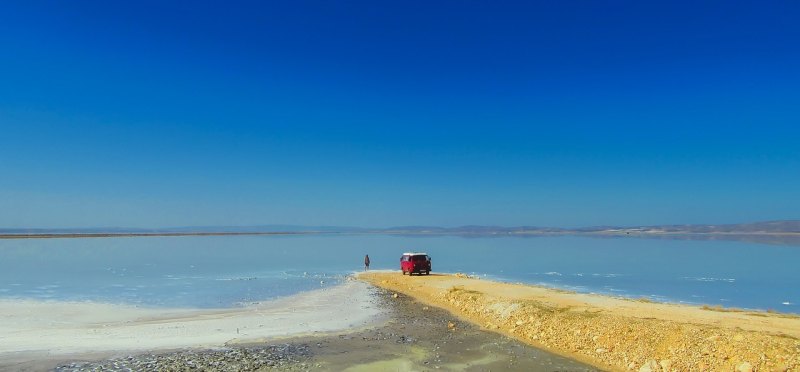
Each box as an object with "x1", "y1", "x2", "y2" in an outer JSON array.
[{"x1": 364, "y1": 254, "x2": 370, "y2": 271}]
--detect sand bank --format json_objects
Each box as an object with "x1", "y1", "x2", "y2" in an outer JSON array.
[
  {"x1": 54, "y1": 284, "x2": 595, "y2": 372},
  {"x1": 359, "y1": 271, "x2": 800, "y2": 371},
  {"x1": 0, "y1": 280, "x2": 382, "y2": 361}
]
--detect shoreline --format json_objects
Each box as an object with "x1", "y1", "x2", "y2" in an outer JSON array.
[
  {"x1": 3, "y1": 270, "x2": 797, "y2": 370},
  {"x1": 2, "y1": 278, "x2": 595, "y2": 371},
  {"x1": 0, "y1": 232, "x2": 312, "y2": 239},
  {"x1": 3, "y1": 230, "x2": 800, "y2": 241},
  {"x1": 359, "y1": 271, "x2": 800, "y2": 371},
  {"x1": 475, "y1": 274, "x2": 798, "y2": 316},
  {"x1": 0, "y1": 279, "x2": 383, "y2": 368}
]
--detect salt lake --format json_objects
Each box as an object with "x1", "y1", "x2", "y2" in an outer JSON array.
[{"x1": 0, "y1": 234, "x2": 797, "y2": 313}]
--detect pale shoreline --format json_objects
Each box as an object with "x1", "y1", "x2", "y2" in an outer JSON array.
[
  {"x1": 1, "y1": 275, "x2": 597, "y2": 372},
  {"x1": 359, "y1": 271, "x2": 800, "y2": 371},
  {"x1": 0, "y1": 279, "x2": 383, "y2": 366},
  {"x1": 3, "y1": 270, "x2": 798, "y2": 371}
]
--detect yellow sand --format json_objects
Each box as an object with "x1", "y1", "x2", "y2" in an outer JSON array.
[{"x1": 359, "y1": 271, "x2": 800, "y2": 371}]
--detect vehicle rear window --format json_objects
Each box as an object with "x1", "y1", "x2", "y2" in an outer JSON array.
[{"x1": 412, "y1": 255, "x2": 428, "y2": 261}]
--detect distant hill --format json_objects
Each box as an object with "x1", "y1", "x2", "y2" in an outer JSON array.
[
  {"x1": 652, "y1": 220, "x2": 800, "y2": 233},
  {"x1": 2, "y1": 220, "x2": 799, "y2": 239},
  {"x1": 370, "y1": 221, "x2": 800, "y2": 246},
  {"x1": 378, "y1": 221, "x2": 800, "y2": 235}
]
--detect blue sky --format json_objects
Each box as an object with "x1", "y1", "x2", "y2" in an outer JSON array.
[{"x1": 1, "y1": 1, "x2": 799, "y2": 228}]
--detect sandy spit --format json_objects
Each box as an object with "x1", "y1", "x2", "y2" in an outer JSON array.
[
  {"x1": 30, "y1": 283, "x2": 596, "y2": 372},
  {"x1": 358, "y1": 271, "x2": 800, "y2": 371}
]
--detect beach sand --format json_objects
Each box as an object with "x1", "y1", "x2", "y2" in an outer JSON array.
[
  {"x1": 236, "y1": 287, "x2": 594, "y2": 371},
  {"x1": 0, "y1": 277, "x2": 594, "y2": 371},
  {"x1": 359, "y1": 271, "x2": 800, "y2": 371},
  {"x1": 11, "y1": 271, "x2": 795, "y2": 371}
]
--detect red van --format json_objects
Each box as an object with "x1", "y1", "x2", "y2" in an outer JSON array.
[{"x1": 400, "y1": 252, "x2": 431, "y2": 275}]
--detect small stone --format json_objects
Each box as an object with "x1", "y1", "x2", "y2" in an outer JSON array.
[
  {"x1": 392, "y1": 293, "x2": 399, "y2": 299},
  {"x1": 595, "y1": 348, "x2": 607, "y2": 354},
  {"x1": 638, "y1": 359, "x2": 659, "y2": 372},
  {"x1": 736, "y1": 362, "x2": 753, "y2": 372},
  {"x1": 659, "y1": 359, "x2": 672, "y2": 371}
]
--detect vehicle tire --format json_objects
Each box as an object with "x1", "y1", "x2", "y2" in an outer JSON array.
[{"x1": 425, "y1": 271, "x2": 430, "y2": 275}]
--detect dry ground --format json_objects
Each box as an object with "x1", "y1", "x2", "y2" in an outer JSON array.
[{"x1": 359, "y1": 271, "x2": 800, "y2": 371}]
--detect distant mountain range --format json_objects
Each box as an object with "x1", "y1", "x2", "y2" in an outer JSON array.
[
  {"x1": 2, "y1": 220, "x2": 799, "y2": 236},
  {"x1": 3, "y1": 220, "x2": 798, "y2": 246},
  {"x1": 380, "y1": 220, "x2": 800, "y2": 235},
  {"x1": 372, "y1": 221, "x2": 800, "y2": 246}
]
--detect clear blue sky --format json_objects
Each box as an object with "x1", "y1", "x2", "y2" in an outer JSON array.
[{"x1": 1, "y1": 1, "x2": 798, "y2": 228}]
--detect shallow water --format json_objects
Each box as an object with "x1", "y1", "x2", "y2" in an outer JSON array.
[{"x1": 0, "y1": 235, "x2": 797, "y2": 312}]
